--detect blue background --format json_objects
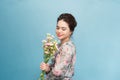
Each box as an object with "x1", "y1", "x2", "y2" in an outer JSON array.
[{"x1": 0, "y1": 0, "x2": 120, "y2": 80}]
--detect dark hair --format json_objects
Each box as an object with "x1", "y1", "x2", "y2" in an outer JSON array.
[{"x1": 57, "y1": 13, "x2": 77, "y2": 32}]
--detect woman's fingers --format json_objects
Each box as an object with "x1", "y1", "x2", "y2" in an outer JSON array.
[
  {"x1": 40, "y1": 62, "x2": 45, "y2": 70},
  {"x1": 40, "y1": 62, "x2": 48, "y2": 70}
]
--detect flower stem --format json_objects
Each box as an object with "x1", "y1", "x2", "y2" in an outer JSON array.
[{"x1": 40, "y1": 70, "x2": 45, "y2": 80}]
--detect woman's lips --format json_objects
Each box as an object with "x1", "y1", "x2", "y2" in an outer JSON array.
[{"x1": 57, "y1": 34, "x2": 63, "y2": 37}]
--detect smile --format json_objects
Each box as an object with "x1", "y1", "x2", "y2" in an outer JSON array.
[{"x1": 57, "y1": 34, "x2": 63, "y2": 37}]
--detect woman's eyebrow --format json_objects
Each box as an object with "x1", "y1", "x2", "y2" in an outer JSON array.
[{"x1": 57, "y1": 26, "x2": 66, "y2": 28}]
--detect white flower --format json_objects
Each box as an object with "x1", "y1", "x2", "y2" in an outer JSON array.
[
  {"x1": 46, "y1": 33, "x2": 51, "y2": 36},
  {"x1": 46, "y1": 36, "x2": 53, "y2": 40},
  {"x1": 45, "y1": 42, "x2": 54, "y2": 46},
  {"x1": 51, "y1": 35, "x2": 54, "y2": 38},
  {"x1": 44, "y1": 51, "x2": 49, "y2": 54},
  {"x1": 42, "y1": 40, "x2": 47, "y2": 43}
]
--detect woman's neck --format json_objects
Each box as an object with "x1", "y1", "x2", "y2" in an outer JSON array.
[{"x1": 60, "y1": 38, "x2": 70, "y2": 45}]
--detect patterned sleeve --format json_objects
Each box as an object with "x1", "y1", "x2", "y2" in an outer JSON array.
[{"x1": 52, "y1": 44, "x2": 74, "y2": 76}]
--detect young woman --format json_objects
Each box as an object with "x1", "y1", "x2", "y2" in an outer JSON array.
[{"x1": 40, "y1": 13, "x2": 77, "y2": 80}]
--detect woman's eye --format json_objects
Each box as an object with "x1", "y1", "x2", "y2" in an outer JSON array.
[
  {"x1": 56, "y1": 27, "x2": 59, "y2": 30},
  {"x1": 62, "y1": 28, "x2": 66, "y2": 31}
]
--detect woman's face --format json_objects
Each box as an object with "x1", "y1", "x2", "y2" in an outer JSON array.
[{"x1": 56, "y1": 20, "x2": 72, "y2": 41}]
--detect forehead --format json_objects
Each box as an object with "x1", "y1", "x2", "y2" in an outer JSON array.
[{"x1": 57, "y1": 20, "x2": 69, "y2": 28}]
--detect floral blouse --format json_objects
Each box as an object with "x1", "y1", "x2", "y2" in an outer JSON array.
[{"x1": 46, "y1": 40, "x2": 76, "y2": 80}]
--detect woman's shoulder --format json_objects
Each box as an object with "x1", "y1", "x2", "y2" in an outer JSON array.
[
  {"x1": 61, "y1": 40, "x2": 75, "y2": 50},
  {"x1": 60, "y1": 40, "x2": 75, "y2": 56}
]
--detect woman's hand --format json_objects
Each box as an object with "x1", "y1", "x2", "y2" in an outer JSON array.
[{"x1": 40, "y1": 62, "x2": 50, "y2": 72}]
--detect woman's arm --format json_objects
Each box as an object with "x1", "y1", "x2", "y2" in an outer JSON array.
[{"x1": 52, "y1": 45, "x2": 74, "y2": 76}]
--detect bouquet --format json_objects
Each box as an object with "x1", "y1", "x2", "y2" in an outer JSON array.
[{"x1": 38, "y1": 33, "x2": 58, "y2": 80}]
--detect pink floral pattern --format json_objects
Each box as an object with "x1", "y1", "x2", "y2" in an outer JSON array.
[{"x1": 46, "y1": 40, "x2": 76, "y2": 80}]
